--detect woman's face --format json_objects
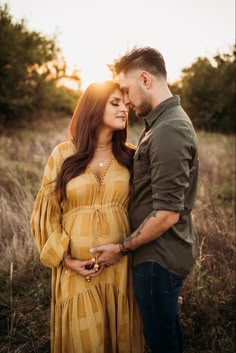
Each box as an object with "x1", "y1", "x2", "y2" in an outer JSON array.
[{"x1": 102, "y1": 88, "x2": 128, "y2": 131}]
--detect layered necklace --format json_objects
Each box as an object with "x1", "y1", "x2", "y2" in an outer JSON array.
[{"x1": 95, "y1": 143, "x2": 112, "y2": 167}]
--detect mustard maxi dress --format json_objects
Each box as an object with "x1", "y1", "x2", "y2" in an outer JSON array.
[{"x1": 31, "y1": 140, "x2": 143, "y2": 353}]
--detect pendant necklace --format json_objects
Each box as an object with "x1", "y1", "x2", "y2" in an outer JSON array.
[
  {"x1": 96, "y1": 145, "x2": 112, "y2": 167},
  {"x1": 99, "y1": 159, "x2": 106, "y2": 167}
]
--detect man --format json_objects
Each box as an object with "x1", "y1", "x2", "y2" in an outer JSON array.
[{"x1": 90, "y1": 47, "x2": 199, "y2": 353}]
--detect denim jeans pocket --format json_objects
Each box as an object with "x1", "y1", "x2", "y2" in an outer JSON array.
[
  {"x1": 168, "y1": 271, "x2": 184, "y2": 290},
  {"x1": 133, "y1": 263, "x2": 153, "y2": 303}
]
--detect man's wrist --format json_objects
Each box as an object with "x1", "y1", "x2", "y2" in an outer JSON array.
[{"x1": 119, "y1": 241, "x2": 133, "y2": 256}]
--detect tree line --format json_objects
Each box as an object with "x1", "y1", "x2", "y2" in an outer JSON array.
[
  {"x1": 0, "y1": 4, "x2": 80, "y2": 129},
  {"x1": 0, "y1": 4, "x2": 235, "y2": 133},
  {"x1": 169, "y1": 47, "x2": 235, "y2": 133}
]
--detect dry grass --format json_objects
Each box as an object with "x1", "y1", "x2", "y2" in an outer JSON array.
[
  {"x1": 180, "y1": 131, "x2": 235, "y2": 353},
  {"x1": 0, "y1": 116, "x2": 70, "y2": 353},
  {"x1": 0, "y1": 118, "x2": 235, "y2": 353}
]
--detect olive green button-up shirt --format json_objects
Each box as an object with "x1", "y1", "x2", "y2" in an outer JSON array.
[{"x1": 129, "y1": 96, "x2": 199, "y2": 277}]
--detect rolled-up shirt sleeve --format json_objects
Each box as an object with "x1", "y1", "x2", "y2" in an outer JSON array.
[{"x1": 150, "y1": 124, "x2": 194, "y2": 212}]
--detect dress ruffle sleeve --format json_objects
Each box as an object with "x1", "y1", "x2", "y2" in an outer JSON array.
[{"x1": 30, "y1": 145, "x2": 70, "y2": 268}]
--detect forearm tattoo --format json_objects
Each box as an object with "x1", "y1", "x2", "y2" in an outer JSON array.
[{"x1": 124, "y1": 211, "x2": 158, "y2": 244}]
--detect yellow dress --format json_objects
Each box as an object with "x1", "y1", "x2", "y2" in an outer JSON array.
[{"x1": 30, "y1": 140, "x2": 143, "y2": 353}]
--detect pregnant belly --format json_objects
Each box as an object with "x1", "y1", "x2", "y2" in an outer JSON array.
[{"x1": 64, "y1": 210, "x2": 129, "y2": 260}]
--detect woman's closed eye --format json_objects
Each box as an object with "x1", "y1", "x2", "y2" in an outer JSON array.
[{"x1": 111, "y1": 101, "x2": 119, "y2": 107}]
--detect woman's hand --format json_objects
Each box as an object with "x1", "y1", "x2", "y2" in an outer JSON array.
[{"x1": 63, "y1": 256, "x2": 104, "y2": 278}]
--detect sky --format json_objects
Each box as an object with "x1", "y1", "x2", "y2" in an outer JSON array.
[{"x1": 3, "y1": 0, "x2": 235, "y2": 90}]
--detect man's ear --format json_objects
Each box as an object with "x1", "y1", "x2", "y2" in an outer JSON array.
[{"x1": 140, "y1": 71, "x2": 152, "y2": 89}]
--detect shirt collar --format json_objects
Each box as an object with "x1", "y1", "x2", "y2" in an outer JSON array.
[{"x1": 144, "y1": 95, "x2": 180, "y2": 130}]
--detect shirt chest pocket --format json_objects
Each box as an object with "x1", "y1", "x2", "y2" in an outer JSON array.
[{"x1": 133, "y1": 149, "x2": 149, "y2": 179}]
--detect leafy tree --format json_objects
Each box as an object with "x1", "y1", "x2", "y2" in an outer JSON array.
[
  {"x1": 0, "y1": 4, "x2": 81, "y2": 127},
  {"x1": 170, "y1": 46, "x2": 236, "y2": 133}
]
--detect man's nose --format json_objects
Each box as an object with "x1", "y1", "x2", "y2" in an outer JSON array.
[{"x1": 124, "y1": 94, "x2": 130, "y2": 107}]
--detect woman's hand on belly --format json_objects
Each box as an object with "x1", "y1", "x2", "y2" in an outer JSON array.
[{"x1": 63, "y1": 255, "x2": 104, "y2": 278}]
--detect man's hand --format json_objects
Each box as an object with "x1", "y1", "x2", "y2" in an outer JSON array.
[{"x1": 90, "y1": 243, "x2": 122, "y2": 266}]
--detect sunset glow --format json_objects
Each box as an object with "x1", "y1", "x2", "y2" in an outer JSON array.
[{"x1": 6, "y1": 0, "x2": 235, "y2": 90}]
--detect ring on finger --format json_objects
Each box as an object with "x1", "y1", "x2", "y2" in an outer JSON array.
[{"x1": 94, "y1": 263, "x2": 100, "y2": 272}]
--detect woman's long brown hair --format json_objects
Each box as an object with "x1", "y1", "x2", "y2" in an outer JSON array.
[{"x1": 55, "y1": 80, "x2": 135, "y2": 203}]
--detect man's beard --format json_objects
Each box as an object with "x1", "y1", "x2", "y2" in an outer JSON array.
[
  {"x1": 136, "y1": 100, "x2": 152, "y2": 118},
  {"x1": 135, "y1": 88, "x2": 153, "y2": 118}
]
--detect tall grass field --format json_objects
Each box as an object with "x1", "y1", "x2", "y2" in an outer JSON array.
[{"x1": 0, "y1": 116, "x2": 235, "y2": 353}]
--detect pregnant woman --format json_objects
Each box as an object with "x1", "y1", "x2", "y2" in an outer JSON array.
[{"x1": 31, "y1": 80, "x2": 143, "y2": 353}]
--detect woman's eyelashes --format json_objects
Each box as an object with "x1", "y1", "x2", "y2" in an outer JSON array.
[{"x1": 110, "y1": 99, "x2": 121, "y2": 107}]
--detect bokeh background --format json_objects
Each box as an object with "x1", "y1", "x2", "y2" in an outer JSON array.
[{"x1": 0, "y1": 1, "x2": 235, "y2": 352}]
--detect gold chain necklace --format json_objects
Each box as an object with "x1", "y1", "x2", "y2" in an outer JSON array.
[
  {"x1": 96, "y1": 143, "x2": 112, "y2": 152},
  {"x1": 95, "y1": 144, "x2": 112, "y2": 167}
]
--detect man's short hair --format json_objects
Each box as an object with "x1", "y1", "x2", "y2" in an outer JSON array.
[{"x1": 114, "y1": 47, "x2": 167, "y2": 78}]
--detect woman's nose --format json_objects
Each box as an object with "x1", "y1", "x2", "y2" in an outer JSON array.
[{"x1": 121, "y1": 102, "x2": 128, "y2": 112}]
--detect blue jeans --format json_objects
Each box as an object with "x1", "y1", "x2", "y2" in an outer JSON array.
[{"x1": 133, "y1": 262, "x2": 185, "y2": 353}]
